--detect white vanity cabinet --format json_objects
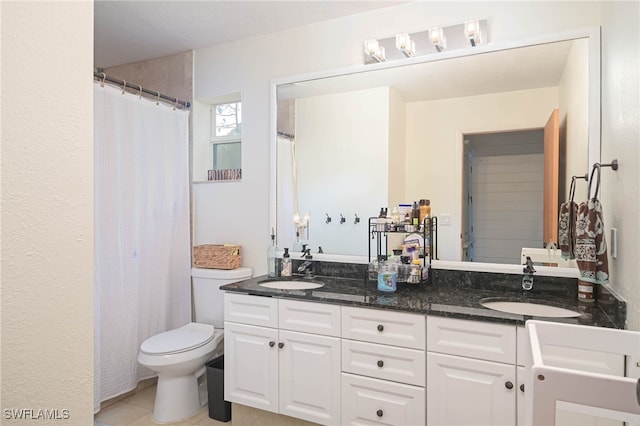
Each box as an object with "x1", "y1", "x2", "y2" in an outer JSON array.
[
  {"x1": 341, "y1": 306, "x2": 427, "y2": 425},
  {"x1": 427, "y1": 316, "x2": 518, "y2": 426},
  {"x1": 224, "y1": 293, "x2": 341, "y2": 425}
]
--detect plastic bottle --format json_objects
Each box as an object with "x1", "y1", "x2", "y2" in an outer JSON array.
[
  {"x1": 281, "y1": 248, "x2": 292, "y2": 277},
  {"x1": 267, "y1": 229, "x2": 277, "y2": 278},
  {"x1": 412, "y1": 201, "x2": 420, "y2": 226},
  {"x1": 419, "y1": 199, "x2": 431, "y2": 224}
]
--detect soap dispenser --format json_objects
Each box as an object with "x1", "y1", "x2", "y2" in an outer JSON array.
[
  {"x1": 281, "y1": 248, "x2": 292, "y2": 277},
  {"x1": 267, "y1": 229, "x2": 277, "y2": 278}
]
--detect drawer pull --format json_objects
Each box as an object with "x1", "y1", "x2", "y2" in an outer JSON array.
[
  {"x1": 376, "y1": 409, "x2": 383, "y2": 417},
  {"x1": 505, "y1": 381, "x2": 514, "y2": 390},
  {"x1": 269, "y1": 341, "x2": 275, "y2": 347},
  {"x1": 520, "y1": 384, "x2": 525, "y2": 392},
  {"x1": 278, "y1": 342, "x2": 284, "y2": 349},
  {"x1": 377, "y1": 324, "x2": 384, "y2": 332},
  {"x1": 377, "y1": 360, "x2": 384, "y2": 368}
]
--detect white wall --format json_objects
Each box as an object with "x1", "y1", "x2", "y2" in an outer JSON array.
[
  {"x1": 405, "y1": 87, "x2": 558, "y2": 260},
  {"x1": 194, "y1": 1, "x2": 604, "y2": 275},
  {"x1": 295, "y1": 87, "x2": 390, "y2": 255},
  {"x1": 600, "y1": 1, "x2": 640, "y2": 331},
  {"x1": 1, "y1": 1, "x2": 94, "y2": 424},
  {"x1": 559, "y1": 38, "x2": 590, "y2": 201}
]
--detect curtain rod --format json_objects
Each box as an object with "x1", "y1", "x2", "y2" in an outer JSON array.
[{"x1": 93, "y1": 71, "x2": 191, "y2": 108}]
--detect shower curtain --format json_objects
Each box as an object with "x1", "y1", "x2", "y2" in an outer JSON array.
[{"x1": 93, "y1": 83, "x2": 191, "y2": 412}]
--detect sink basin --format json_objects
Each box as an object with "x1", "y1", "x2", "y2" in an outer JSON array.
[
  {"x1": 481, "y1": 301, "x2": 581, "y2": 318},
  {"x1": 258, "y1": 280, "x2": 324, "y2": 290}
]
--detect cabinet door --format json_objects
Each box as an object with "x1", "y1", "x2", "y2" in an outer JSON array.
[
  {"x1": 224, "y1": 322, "x2": 279, "y2": 413},
  {"x1": 427, "y1": 352, "x2": 516, "y2": 426},
  {"x1": 342, "y1": 372, "x2": 425, "y2": 426},
  {"x1": 517, "y1": 366, "x2": 528, "y2": 426},
  {"x1": 278, "y1": 330, "x2": 341, "y2": 425}
]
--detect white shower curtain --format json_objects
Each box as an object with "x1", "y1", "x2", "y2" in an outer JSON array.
[{"x1": 93, "y1": 83, "x2": 191, "y2": 412}]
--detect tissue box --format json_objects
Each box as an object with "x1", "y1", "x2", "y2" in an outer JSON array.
[{"x1": 193, "y1": 244, "x2": 242, "y2": 269}]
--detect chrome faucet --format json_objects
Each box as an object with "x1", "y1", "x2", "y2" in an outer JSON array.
[
  {"x1": 522, "y1": 256, "x2": 535, "y2": 290},
  {"x1": 297, "y1": 248, "x2": 314, "y2": 278}
]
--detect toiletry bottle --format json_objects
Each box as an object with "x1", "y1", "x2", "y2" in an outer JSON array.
[
  {"x1": 419, "y1": 199, "x2": 431, "y2": 224},
  {"x1": 412, "y1": 201, "x2": 420, "y2": 226},
  {"x1": 281, "y1": 248, "x2": 292, "y2": 277},
  {"x1": 267, "y1": 229, "x2": 277, "y2": 278}
]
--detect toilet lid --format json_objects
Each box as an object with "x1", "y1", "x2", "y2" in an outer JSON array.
[{"x1": 140, "y1": 323, "x2": 215, "y2": 355}]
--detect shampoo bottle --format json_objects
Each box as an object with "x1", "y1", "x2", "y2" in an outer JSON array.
[{"x1": 281, "y1": 248, "x2": 292, "y2": 277}]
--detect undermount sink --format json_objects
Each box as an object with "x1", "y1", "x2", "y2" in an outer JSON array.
[
  {"x1": 258, "y1": 280, "x2": 324, "y2": 290},
  {"x1": 481, "y1": 301, "x2": 581, "y2": 318}
]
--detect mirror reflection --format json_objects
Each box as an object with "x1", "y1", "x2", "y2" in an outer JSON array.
[{"x1": 276, "y1": 37, "x2": 592, "y2": 264}]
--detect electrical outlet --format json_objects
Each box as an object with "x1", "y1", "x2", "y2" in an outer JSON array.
[
  {"x1": 440, "y1": 214, "x2": 452, "y2": 226},
  {"x1": 610, "y1": 228, "x2": 618, "y2": 259}
]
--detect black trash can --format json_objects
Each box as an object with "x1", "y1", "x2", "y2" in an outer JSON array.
[{"x1": 206, "y1": 356, "x2": 231, "y2": 422}]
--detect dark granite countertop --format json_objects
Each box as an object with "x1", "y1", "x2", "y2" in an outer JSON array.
[{"x1": 220, "y1": 265, "x2": 626, "y2": 329}]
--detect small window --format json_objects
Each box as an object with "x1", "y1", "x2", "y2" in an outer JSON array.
[{"x1": 209, "y1": 99, "x2": 242, "y2": 181}]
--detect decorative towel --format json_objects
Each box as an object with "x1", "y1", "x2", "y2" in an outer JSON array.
[
  {"x1": 574, "y1": 198, "x2": 609, "y2": 284},
  {"x1": 558, "y1": 201, "x2": 578, "y2": 259}
]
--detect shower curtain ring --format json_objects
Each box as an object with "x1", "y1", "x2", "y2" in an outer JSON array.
[
  {"x1": 156, "y1": 92, "x2": 160, "y2": 105},
  {"x1": 100, "y1": 72, "x2": 106, "y2": 87},
  {"x1": 138, "y1": 85, "x2": 142, "y2": 100},
  {"x1": 121, "y1": 80, "x2": 126, "y2": 95}
]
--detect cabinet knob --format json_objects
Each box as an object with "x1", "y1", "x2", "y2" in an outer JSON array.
[
  {"x1": 278, "y1": 342, "x2": 284, "y2": 349},
  {"x1": 520, "y1": 384, "x2": 525, "y2": 393},
  {"x1": 377, "y1": 360, "x2": 384, "y2": 368},
  {"x1": 376, "y1": 409, "x2": 383, "y2": 417},
  {"x1": 505, "y1": 381, "x2": 514, "y2": 390},
  {"x1": 377, "y1": 324, "x2": 384, "y2": 332},
  {"x1": 269, "y1": 341, "x2": 275, "y2": 348}
]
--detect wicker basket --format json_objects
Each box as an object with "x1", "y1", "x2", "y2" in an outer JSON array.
[{"x1": 193, "y1": 244, "x2": 242, "y2": 269}]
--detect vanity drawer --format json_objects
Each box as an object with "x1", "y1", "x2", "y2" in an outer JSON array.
[
  {"x1": 342, "y1": 306, "x2": 426, "y2": 350},
  {"x1": 224, "y1": 293, "x2": 278, "y2": 328},
  {"x1": 341, "y1": 372, "x2": 425, "y2": 426},
  {"x1": 279, "y1": 299, "x2": 341, "y2": 337},
  {"x1": 342, "y1": 339, "x2": 425, "y2": 387},
  {"x1": 427, "y1": 316, "x2": 516, "y2": 364}
]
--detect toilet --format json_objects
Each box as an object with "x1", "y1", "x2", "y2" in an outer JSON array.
[{"x1": 138, "y1": 267, "x2": 252, "y2": 423}]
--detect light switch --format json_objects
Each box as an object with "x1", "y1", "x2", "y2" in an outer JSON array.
[{"x1": 440, "y1": 214, "x2": 452, "y2": 226}]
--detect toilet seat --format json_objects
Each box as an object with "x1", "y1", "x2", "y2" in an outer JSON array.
[{"x1": 140, "y1": 323, "x2": 215, "y2": 355}]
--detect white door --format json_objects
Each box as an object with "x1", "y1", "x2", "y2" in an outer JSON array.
[
  {"x1": 224, "y1": 322, "x2": 279, "y2": 413},
  {"x1": 278, "y1": 330, "x2": 341, "y2": 425},
  {"x1": 427, "y1": 352, "x2": 516, "y2": 426}
]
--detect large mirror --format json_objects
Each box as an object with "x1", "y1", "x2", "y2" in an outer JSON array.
[{"x1": 273, "y1": 30, "x2": 600, "y2": 265}]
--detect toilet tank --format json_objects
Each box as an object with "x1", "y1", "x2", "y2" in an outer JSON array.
[{"x1": 191, "y1": 267, "x2": 252, "y2": 328}]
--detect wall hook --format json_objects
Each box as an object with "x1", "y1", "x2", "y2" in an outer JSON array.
[
  {"x1": 354, "y1": 214, "x2": 360, "y2": 225},
  {"x1": 325, "y1": 213, "x2": 332, "y2": 224},
  {"x1": 340, "y1": 214, "x2": 346, "y2": 224},
  {"x1": 599, "y1": 159, "x2": 619, "y2": 171}
]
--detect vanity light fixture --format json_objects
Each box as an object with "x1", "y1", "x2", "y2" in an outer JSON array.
[
  {"x1": 395, "y1": 33, "x2": 415, "y2": 57},
  {"x1": 428, "y1": 27, "x2": 446, "y2": 52},
  {"x1": 364, "y1": 39, "x2": 386, "y2": 62},
  {"x1": 363, "y1": 18, "x2": 487, "y2": 65},
  {"x1": 464, "y1": 19, "x2": 482, "y2": 47}
]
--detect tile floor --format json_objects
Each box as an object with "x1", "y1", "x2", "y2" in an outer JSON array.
[{"x1": 94, "y1": 385, "x2": 230, "y2": 426}]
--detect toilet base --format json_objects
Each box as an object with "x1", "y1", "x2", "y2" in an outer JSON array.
[{"x1": 152, "y1": 366, "x2": 206, "y2": 424}]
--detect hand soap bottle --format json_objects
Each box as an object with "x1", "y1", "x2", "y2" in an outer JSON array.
[
  {"x1": 281, "y1": 248, "x2": 292, "y2": 277},
  {"x1": 267, "y1": 229, "x2": 277, "y2": 278}
]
